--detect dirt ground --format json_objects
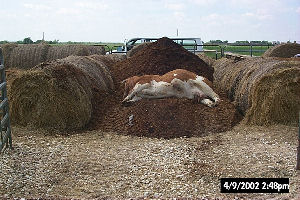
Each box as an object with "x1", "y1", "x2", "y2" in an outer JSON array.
[{"x1": 0, "y1": 123, "x2": 299, "y2": 199}]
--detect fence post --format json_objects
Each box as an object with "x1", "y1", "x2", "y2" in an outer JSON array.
[
  {"x1": 0, "y1": 47, "x2": 12, "y2": 152},
  {"x1": 250, "y1": 45, "x2": 253, "y2": 57},
  {"x1": 297, "y1": 111, "x2": 300, "y2": 170}
]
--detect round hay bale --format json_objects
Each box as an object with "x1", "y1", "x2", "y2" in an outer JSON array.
[
  {"x1": 245, "y1": 67, "x2": 300, "y2": 125},
  {"x1": 263, "y1": 43, "x2": 300, "y2": 58},
  {"x1": 5, "y1": 68, "x2": 24, "y2": 98},
  {"x1": 1, "y1": 44, "x2": 106, "y2": 69},
  {"x1": 10, "y1": 65, "x2": 92, "y2": 131},
  {"x1": 196, "y1": 53, "x2": 215, "y2": 67},
  {"x1": 126, "y1": 42, "x2": 151, "y2": 58},
  {"x1": 10, "y1": 54, "x2": 116, "y2": 132},
  {"x1": 46, "y1": 45, "x2": 106, "y2": 61},
  {"x1": 2, "y1": 44, "x2": 50, "y2": 69},
  {"x1": 213, "y1": 57, "x2": 300, "y2": 126},
  {"x1": 41, "y1": 55, "x2": 115, "y2": 92}
]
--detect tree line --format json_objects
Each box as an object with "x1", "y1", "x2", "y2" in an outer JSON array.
[
  {"x1": 0, "y1": 37, "x2": 59, "y2": 44},
  {"x1": 206, "y1": 40, "x2": 273, "y2": 45}
]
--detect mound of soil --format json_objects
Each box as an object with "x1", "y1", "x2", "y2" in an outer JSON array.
[
  {"x1": 90, "y1": 92, "x2": 242, "y2": 139},
  {"x1": 88, "y1": 37, "x2": 241, "y2": 138},
  {"x1": 111, "y1": 37, "x2": 214, "y2": 84}
]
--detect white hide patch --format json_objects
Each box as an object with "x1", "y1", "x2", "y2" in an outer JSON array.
[
  {"x1": 136, "y1": 78, "x2": 203, "y2": 100},
  {"x1": 173, "y1": 73, "x2": 177, "y2": 76},
  {"x1": 123, "y1": 76, "x2": 221, "y2": 107},
  {"x1": 195, "y1": 75, "x2": 205, "y2": 82}
]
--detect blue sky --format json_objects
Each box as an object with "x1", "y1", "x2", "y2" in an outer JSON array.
[{"x1": 1, "y1": 0, "x2": 299, "y2": 43}]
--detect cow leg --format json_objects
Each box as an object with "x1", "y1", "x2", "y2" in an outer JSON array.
[
  {"x1": 200, "y1": 98, "x2": 215, "y2": 108},
  {"x1": 192, "y1": 79, "x2": 220, "y2": 106},
  {"x1": 122, "y1": 83, "x2": 150, "y2": 102}
]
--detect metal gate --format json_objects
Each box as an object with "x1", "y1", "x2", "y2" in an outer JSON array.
[{"x1": 0, "y1": 47, "x2": 12, "y2": 152}]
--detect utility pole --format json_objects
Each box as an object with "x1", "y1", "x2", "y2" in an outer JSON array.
[
  {"x1": 176, "y1": 28, "x2": 178, "y2": 37},
  {"x1": 42, "y1": 32, "x2": 45, "y2": 41}
]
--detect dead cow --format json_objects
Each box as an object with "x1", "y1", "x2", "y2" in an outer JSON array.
[{"x1": 122, "y1": 69, "x2": 220, "y2": 107}]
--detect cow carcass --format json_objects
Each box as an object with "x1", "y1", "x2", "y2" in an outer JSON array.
[{"x1": 122, "y1": 69, "x2": 220, "y2": 107}]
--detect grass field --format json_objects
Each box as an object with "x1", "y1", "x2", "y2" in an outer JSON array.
[{"x1": 203, "y1": 45, "x2": 273, "y2": 59}]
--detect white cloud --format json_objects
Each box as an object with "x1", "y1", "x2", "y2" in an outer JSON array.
[
  {"x1": 23, "y1": 3, "x2": 51, "y2": 10},
  {"x1": 75, "y1": 1, "x2": 109, "y2": 10},
  {"x1": 165, "y1": 3, "x2": 185, "y2": 11},
  {"x1": 56, "y1": 8, "x2": 81, "y2": 15},
  {"x1": 189, "y1": 0, "x2": 217, "y2": 6},
  {"x1": 297, "y1": 7, "x2": 300, "y2": 14},
  {"x1": 242, "y1": 9, "x2": 273, "y2": 20}
]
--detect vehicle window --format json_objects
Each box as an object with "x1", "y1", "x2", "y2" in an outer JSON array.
[{"x1": 183, "y1": 40, "x2": 196, "y2": 49}]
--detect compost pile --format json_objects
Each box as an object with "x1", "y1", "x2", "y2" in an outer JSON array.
[
  {"x1": 90, "y1": 38, "x2": 241, "y2": 138},
  {"x1": 111, "y1": 37, "x2": 214, "y2": 83}
]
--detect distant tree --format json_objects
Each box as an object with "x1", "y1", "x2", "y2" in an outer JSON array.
[
  {"x1": 48, "y1": 39, "x2": 59, "y2": 44},
  {"x1": 23, "y1": 37, "x2": 34, "y2": 44},
  {"x1": 208, "y1": 40, "x2": 227, "y2": 44},
  {"x1": 235, "y1": 41, "x2": 250, "y2": 44},
  {"x1": 0, "y1": 40, "x2": 9, "y2": 44}
]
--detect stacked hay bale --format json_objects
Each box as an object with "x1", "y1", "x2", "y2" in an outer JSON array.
[
  {"x1": 263, "y1": 43, "x2": 300, "y2": 58},
  {"x1": 196, "y1": 53, "x2": 215, "y2": 67},
  {"x1": 9, "y1": 54, "x2": 122, "y2": 131},
  {"x1": 213, "y1": 57, "x2": 300, "y2": 126},
  {"x1": 46, "y1": 45, "x2": 106, "y2": 61},
  {"x1": 1, "y1": 43, "x2": 106, "y2": 69},
  {"x1": 93, "y1": 37, "x2": 242, "y2": 138}
]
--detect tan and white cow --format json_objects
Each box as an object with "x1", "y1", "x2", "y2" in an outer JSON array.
[{"x1": 122, "y1": 69, "x2": 220, "y2": 107}]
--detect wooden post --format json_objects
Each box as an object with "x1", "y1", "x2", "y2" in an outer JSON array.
[{"x1": 296, "y1": 111, "x2": 300, "y2": 170}]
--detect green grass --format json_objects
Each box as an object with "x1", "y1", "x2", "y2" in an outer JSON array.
[{"x1": 203, "y1": 45, "x2": 274, "y2": 59}]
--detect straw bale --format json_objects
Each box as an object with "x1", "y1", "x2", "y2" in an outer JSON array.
[
  {"x1": 9, "y1": 54, "x2": 116, "y2": 131},
  {"x1": 213, "y1": 57, "x2": 300, "y2": 126},
  {"x1": 36, "y1": 55, "x2": 115, "y2": 92},
  {"x1": 2, "y1": 44, "x2": 49, "y2": 69},
  {"x1": 10, "y1": 66, "x2": 92, "y2": 131},
  {"x1": 196, "y1": 53, "x2": 215, "y2": 67},
  {"x1": 46, "y1": 45, "x2": 105, "y2": 61},
  {"x1": 263, "y1": 43, "x2": 300, "y2": 58},
  {"x1": 1, "y1": 44, "x2": 105, "y2": 69},
  {"x1": 126, "y1": 42, "x2": 151, "y2": 58}
]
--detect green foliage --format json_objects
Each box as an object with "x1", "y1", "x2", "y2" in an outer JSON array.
[
  {"x1": 207, "y1": 40, "x2": 228, "y2": 44},
  {"x1": 0, "y1": 40, "x2": 9, "y2": 44},
  {"x1": 23, "y1": 37, "x2": 34, "y2": 44}
]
